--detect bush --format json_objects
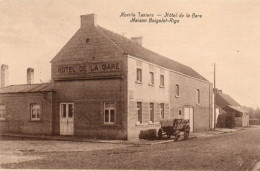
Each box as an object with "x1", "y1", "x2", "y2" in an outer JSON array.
[
  {"x1": 216, "y1": 113, "x2": 236, "y2": 128},
  {"x1": 225, "y1": 113, "x2": 236, "y2": 128},
  {"x1": 216, "y1": 113, "x2": 226, "y2": 128}
]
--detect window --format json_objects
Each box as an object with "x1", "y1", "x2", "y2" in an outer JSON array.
[
  {"x1": 68, "y1": 104, "x2": 74, "y2": 118},
  {"x1": 136, "y1": 68, "x2": 142, "y2": 82},
  {"x1": 160, "y1": 103, "x2": 164, "y2": 119},
  {"x1": 160, "y1": 75, "x2": 164, "y2": 87},
  {"x1": 149, "y1": 103, "x2": 154, "y2": 123},
  {"x1": 149, "y1": 72, "x2": 154, "y2": 85},
  {"x1": 61, "y1": 104, "x2": 67, "y2": 117},
  {"x1": 31, "y1": 104, "x2": 40, "y2": 121},
  {"x1": 197, "y1": 89, "x2": 200, "y2": 104},
  {"x1": 0, "y1": 105, "x2": 6, "y2": 120},
  {"x1": 104, "y1": 102, "x2": 115, "y2": 124},
  {"x1": 137, "y1": 102, "x2": 142, "y2": 123},
  {"x1": 60, "y1": 103, "x2": 74, "y2": 118},
  {"x1": 176, "y1": 84, "x2": 180, "y2": 97},
  {"x1": 178, "y1": 109, "x2": 182, "y2": 115}
]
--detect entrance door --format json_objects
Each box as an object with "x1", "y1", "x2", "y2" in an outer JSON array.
[
  {"x1": 60, "y1": 103, "x2": 74, "y2": 135},
  {"x1": 184, "y1": 107, "x2": 194, "y2": 132}
]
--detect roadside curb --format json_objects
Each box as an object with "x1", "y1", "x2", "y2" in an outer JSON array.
[
  {"x1": 0, "y1": 133, "x2": 129, "y2": 145},
  {"x1": 0, "y1": 133, "x2": 198, "y2": 145},
  {"x1": 146, "y1": 136, "x2": 198, "y2": 145}
]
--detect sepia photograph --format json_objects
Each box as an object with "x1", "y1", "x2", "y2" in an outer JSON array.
[{"x1": 0, "y1": 0, "x2": 260, "y2": 170}]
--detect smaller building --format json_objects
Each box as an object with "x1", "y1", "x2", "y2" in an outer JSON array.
[
  {"x1": 0, "y1": 83, "x2": 54, "y2": 134},
  {"x1": 215, "y1": 89, "x2": 249, "y2": 127},
  {"x1": 223, "y1": 105, "x2": 249, "y2": 127}
]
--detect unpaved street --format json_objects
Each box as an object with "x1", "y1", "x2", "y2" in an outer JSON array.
[{"x1": 1, "y1": 126, "x2": 260, "y2": 170}]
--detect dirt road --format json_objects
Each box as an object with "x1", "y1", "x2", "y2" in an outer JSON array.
[{"x1": 1, "y1": 126, "x2": 260, "y2": 170}]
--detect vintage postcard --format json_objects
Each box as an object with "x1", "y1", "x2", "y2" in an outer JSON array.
[{"x1": 0, "y1": 0, "x2": 260, "y2": 170}]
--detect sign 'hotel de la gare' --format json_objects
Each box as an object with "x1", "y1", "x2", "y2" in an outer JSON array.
[
  {"x1": 0, "y1": 14, "x2": 214, "y2": 140},
  {"x1": 53, "y1": 62, "x2": 122, "y2": 80}
]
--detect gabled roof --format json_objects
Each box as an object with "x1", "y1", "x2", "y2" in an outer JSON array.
[
  {"x1": 0, "y1": 83, "x2": 54, "y2": 94},
  {"x1": 97, "y1": 26, "x2": 208, "y2": 81},
  {"x1": 52, "y1": 21, "x2": 208, "y2": 82},
  {"x1": 227, "y1": 105, "x2": 247, "y2": 114},
  {"x1": 215, "y1": 90, "x2": 241, "y2": 108}
]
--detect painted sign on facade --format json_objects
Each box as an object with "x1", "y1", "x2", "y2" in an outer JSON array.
[{"x1": 53, "y1": 61, "x2": 122, "y2": 80}]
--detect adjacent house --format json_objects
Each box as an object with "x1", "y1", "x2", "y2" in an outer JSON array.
[
  {"x1": 0, "y1": 14, "x2": 214, "y2": 140},
  {"x1": 215, "y1": 89, "x2": 249, "y2": 127}
]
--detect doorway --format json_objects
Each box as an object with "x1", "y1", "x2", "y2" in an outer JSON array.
[
  {"x1": 60, "y1": 103, "x2": 74, "y2": 135},
  {"x1": 184, "y1": 107, "x2": 194, "y2": 132}
]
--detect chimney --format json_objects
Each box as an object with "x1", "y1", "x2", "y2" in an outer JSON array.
[
  {"x1": 1, "y1": 64, "x2": 9, "y2": 88},
  {"x1": 131, "y1": 37, "x2": 142, "y2": 46},
  {"x1": 27, "y1": 68, "x2": 34, "y2": 84},
  {"x1": 81, "y1": 14, "x2": 97, "y2": 28}
]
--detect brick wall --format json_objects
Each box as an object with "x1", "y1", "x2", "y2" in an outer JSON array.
[
  {"x1": 0, "y1": 92, "x2": 53, "y2": 135},
  {"x1": 170, "y1": 71, "x2": 213, "y2": 132},
  {"x1": 53, "y1": 78, "x2": 128, "y2": 139},
  {"x1": 127, "y1": 56, "x2": 213, "y2": 139},
  {"x1": 128, "y1": 100, "x2": 169, "y2": 139}
]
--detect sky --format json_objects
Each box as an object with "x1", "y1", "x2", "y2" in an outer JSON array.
[{"x1": 0, "y1": 0, "x2": 260, "y2": 108}]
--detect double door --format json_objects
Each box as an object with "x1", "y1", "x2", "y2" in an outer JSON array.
[
  {"x1": 184, "y1": 107, "x2": 194, "y2": 132},
  {"x1": 60, "y1": 103, "x2": 74, "y2": 135}
]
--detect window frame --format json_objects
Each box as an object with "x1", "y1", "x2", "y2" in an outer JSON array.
[
  {"x1": 149, "y1": 72, "x2": 154, "y2": 85},
  {"x1": 137, "y1": 102, "x2": 142, "y2": 123},
  {"x1": 160, "y1": 103, "x2": 164, "y2": 119},
  {"x1": 149, "y1": 103, "x2": 154, "y2": 123},
  {"x1": 178, "y1": 108, "x2": 182, "y2": 116},
  {"x1": 30, "y1": 103, "x2": 41, "y2": 121},
  {"x1": 197, "y1": 89, "x2": 200, "y2": 104},
  {"x1": 176, "y1": 84, "x2": 180, "y2": 97},
  {"x1": 0, "y1": 104, "x2": 6, "y2": 121},
  {"x1": 160, "y1": 74, "x2": 165, "y2": 87},
  {"x1": 136, "y1": 68, "x2": 142, "y2": 83},
  {"x1": 104, "y1": 102, "x2": 116, "y2": 125}
]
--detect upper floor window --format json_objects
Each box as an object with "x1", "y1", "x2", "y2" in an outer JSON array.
[
  {"x1": 136, "y1": 68, "x2": 142, "y2": 82},
  {"x1": 104, "y1": 102, "x2": 115, "y2": 124},
  {"x1": 160, "y1": 75, "x2": 164, "y2": 87},
  {"x1": 176, "y1": 84, "x2": 180, "y2": 97},
  {"x1": 0, "y1": 105, "x2": 6, "y2": 121},
  {"x1": 160, "y1": 103, "x2": 164, "y2": 119},
  {"x1": 197, "y1": 89, "x2": 200, "y2": 104},
  {"x1": 31, "y1": 104, "x2": 40, "y2": 121},
  {"x1": 149, "y1": 72, "x2": 154, "y2": 85},
  {"x1": 137, "y1": 102, "x2": 142, "y2": 123}
]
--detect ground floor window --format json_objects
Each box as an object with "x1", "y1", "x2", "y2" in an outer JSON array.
[
  {"x1": 160, "y1": 103, "x2": 164, "y2": 119},
  {"x1": 150, "y1": 103, "x2": 154, "y2": 123},
  {"x1": 0, "y1": 105, "x2": 6, "y2": 120},
  {"x1": 104, "y1": 102, "x2": 115, "y2": 124},
  {"x1": 137, "y1": 102, "x2": 142, "y2": 123},
  {"x1": 31, "y1": 104, "x2": 40, "y2": 121}
]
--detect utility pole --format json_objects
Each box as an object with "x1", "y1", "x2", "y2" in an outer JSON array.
[{"x1": 214, "y1": 63, "x2": 216, "y2": 129}]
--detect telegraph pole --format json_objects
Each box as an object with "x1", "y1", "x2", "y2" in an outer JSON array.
[{"x1": 214, "y1": 63, "x2": 216, "y2": 129}]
